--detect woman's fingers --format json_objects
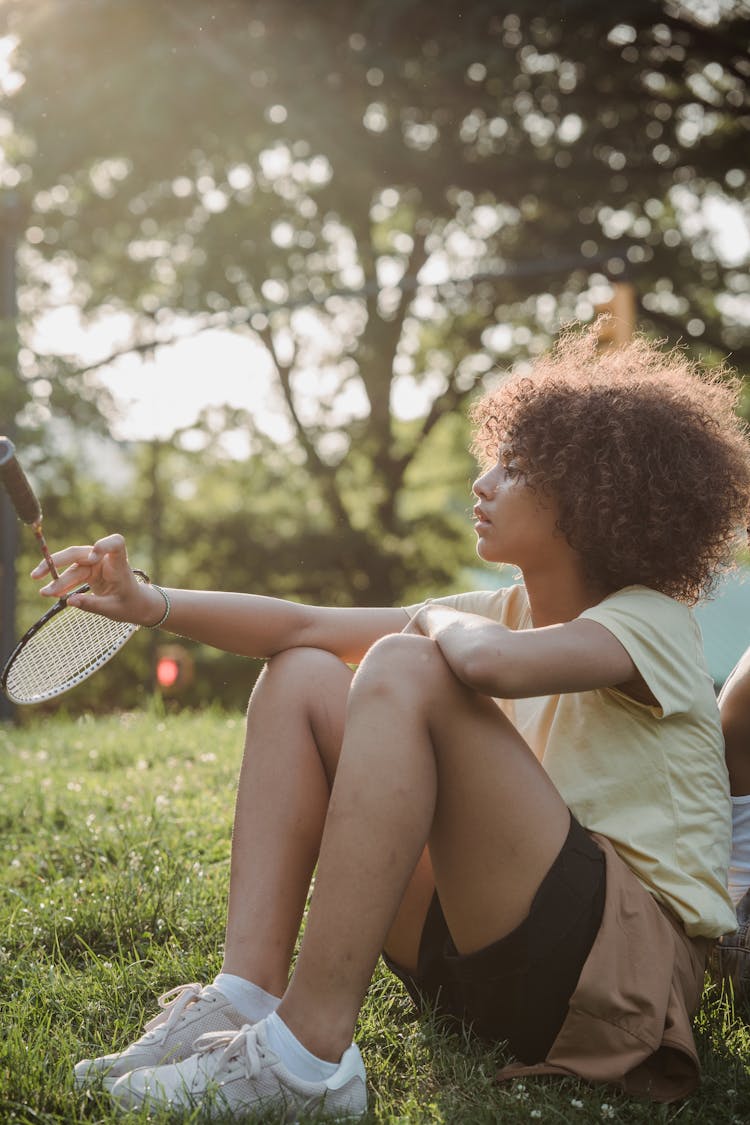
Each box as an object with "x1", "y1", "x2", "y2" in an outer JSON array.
[
  {"x1": 64, "y1": 588, "x2": 103, "y2": 613},
  {"x1": 86, "y1": 533, "x2": 129, "y2": 567},
  {"x1": 38, "y1": 562, "x2": 94, "y2": 598},
  {"x1": 64, "y1": 575, "x2": 160, "y2": 625},
  {"x1": 32, "y1": 534, "x2": 132, "y2": 597},
  {"x1": 31, "y1": 534, "x2": 129, "y2": 578},
  {"x1": 64, "y1": 589, "x2": 130, "y2": 620},
  {"x1": 31, "y1": 546, "x2": 94, "y2": 580},
  {"x1": 30, "y1": 532, "x2": 151, "y2": 624},
  {"x1": 89, "y1": 532, "x2": 127, "y2": 551}
]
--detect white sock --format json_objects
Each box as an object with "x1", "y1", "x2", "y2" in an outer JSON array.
[
  {"x1": 212, "y1": 973, "x2": 281, "y2": 1023},
  {"x1": 263, "y1": 1010, "x2": 338, "y2": 1082}
]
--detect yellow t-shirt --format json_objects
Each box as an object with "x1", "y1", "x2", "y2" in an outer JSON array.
[{"x1": 406, "y1": 583, "x2": 736, "y2": 939}]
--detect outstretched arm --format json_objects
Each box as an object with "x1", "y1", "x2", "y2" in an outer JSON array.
[
  {"x1": 32, "y1": 534, "x2": 409, "y2": 665},
  {"x1": 405, "y1": 603, "x2": 636, "y2": 697}
]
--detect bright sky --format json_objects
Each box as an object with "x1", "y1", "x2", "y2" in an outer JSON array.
[
  {"x1": 31, "y1": 303, "x2": 450, "y2": 460},
  {"x1": 34, "y1": 305, "x2": 287, "y2": 451}
]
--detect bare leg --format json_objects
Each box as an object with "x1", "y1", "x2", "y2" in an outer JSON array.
[
  {"x1": 220, "y1": 648, "x2": 353, "y2": 996},
  {"x1": 220, "y1": 644, "x2": 439, "y2": 991},
  {"x1": 277, "y1": 633, "x2": 570, "y2": 1060}
]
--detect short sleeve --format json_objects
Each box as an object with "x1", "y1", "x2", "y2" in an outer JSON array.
[
  {"x1": 579, "y1": 587, "x2": 706, "y2": 718},
  {"x1": 403, "y1": 584, "x2": 530, "y2": 629}
]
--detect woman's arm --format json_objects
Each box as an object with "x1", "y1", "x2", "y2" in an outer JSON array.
[
  {"x1": 135, "y1": 590, "x2": 409, "y2": 665},
  {"x1": 32, "y1": 534, "x2": 409, "y2": 665},
  {"x1": 406, "y1": 603, "x2": 636, "y2": 697}
]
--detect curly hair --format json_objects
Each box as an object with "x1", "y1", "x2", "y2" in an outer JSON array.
[{"x1": 470, "y1": 326, "x2": 750, "y2": 604}]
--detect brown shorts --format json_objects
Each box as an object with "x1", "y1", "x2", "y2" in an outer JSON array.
[
  {"x1": 496, "y1": 833, "x2": 712, "y2": 1103},
  {"x1": 383, "y1": 814, "x2": 606, "y2": 1063},
  {"x1": 385, "y1": 822, "x2": 711, "y2": 1102}
]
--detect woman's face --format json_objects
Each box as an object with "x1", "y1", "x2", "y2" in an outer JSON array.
[{"x1": 471, "y1": 454, "x2": 561, "y2": 567}]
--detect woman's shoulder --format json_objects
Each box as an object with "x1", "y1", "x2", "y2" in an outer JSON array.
[
  {"x1": 590, "y1": 584, "x2": 692, "y2": 623},
  {"x1": 580, "y1": 585, "x2": 701, "y2": 656}
]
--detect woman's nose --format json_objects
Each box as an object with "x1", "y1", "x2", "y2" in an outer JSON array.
[{"x1": 473, "y1": 469, "x2": 497, "y2": 499}]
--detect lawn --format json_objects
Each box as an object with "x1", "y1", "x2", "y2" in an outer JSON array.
[{"x1": 1, "y1": 709, "x2": 748, "y2": 1124}]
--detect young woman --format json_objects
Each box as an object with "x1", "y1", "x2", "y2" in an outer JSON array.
[{"x1": 39, "y1": 329, "x2": 750, "y2": 1117}]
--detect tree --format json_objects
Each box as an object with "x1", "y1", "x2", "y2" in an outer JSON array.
[{"x1": 2, "y1": 0, "x2": 748, "y2": 604}]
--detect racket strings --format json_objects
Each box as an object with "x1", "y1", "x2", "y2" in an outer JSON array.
[{"x1": 4, "y1": 607, "x2": 137, "y2": 704}]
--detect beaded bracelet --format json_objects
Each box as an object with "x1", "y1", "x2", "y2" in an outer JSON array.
[{"x1": 147, "y1": 584, "x2": 171, "y2": 629}]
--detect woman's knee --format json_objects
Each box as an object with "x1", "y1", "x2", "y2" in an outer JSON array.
[
  {"x1": 270, "y1": 645, "x2": 349, "y2": 679},
  {"x1": 351, "y1": 633, "x2": 449, "y2": 706},
  {"x1": 246, "y1": 648, "x2": 352, "y2": 778},
  {"x1": 250, "y1": 646, "x2": 351, "y2": 708}
]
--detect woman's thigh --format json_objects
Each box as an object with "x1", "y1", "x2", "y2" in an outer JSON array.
[
  {"x1": 358, "y1": 633, "x2": 571, "y2": 960},
  {"x1": 386, "y1": 815, "x2": 605, "y2": 1063}
]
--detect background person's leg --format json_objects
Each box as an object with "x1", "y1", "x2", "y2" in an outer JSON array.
[
  {"x1": 720, "y1": 645, "x2": 750, "y2": 796},
  {"x1": 277, "y1": 633, "x2": 571, "y2": 1061}
]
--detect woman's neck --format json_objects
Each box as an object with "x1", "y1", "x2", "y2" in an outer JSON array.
[{"x1": 521, "y1": 560, "x2": 609, "y2": 628}]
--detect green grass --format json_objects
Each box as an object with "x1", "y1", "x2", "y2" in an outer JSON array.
[{"x1": 1, "y1": 709, "x2": 748, "y2": 1124}]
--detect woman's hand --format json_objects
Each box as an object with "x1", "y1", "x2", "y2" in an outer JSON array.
[{"x1": 31, "y1": 533, "x2": 167, "y2": 626}]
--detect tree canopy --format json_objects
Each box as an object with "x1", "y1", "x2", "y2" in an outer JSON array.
[{"x1": 1, "y1": 0, "x2": 749, "y2": 607}]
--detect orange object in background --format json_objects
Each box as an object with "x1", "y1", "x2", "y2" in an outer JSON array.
[
  {"x1": 155, "y1": 644, "x2": 194, "y2": 693},
  {"x1": 594, "y1": 282, "x2": 636, "y2": 349}
]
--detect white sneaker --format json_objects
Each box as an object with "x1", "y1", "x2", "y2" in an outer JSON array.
[
  {"x1": 74, "y1": 983, "x2": 247, "y2": 1089},
  {"x1": 109, "y1": 1017, "x2": 368, "y2": 1120}
]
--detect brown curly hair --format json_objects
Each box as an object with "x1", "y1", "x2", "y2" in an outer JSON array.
[{"x1": 470, "y1": 326, "x2": 750, "y2": 604}]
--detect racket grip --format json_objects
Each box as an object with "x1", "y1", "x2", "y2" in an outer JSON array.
[{"x1": 0, "y1": 437, "x2": 43, "y2": 525}]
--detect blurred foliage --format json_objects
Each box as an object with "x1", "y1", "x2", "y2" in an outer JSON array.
[
  {"x1": 9, "y1": 411, "x2": 475, "y2": 714},
  {"x1": 0, "y1": 0, "x2": 749, "y2": 710}
]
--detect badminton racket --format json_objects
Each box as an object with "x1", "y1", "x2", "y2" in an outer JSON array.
[{"x1": 0, "y1": 437, "x2": 150, "y2": 705}]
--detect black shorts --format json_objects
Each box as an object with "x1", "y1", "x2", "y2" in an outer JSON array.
[{"x1": 383, "y1": 814, "x2": 606, "y2": 1064}]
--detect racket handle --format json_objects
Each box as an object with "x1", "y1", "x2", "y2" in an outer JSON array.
[{"x1": 0, "y1": 437, "x2": 43, "y2": 525}]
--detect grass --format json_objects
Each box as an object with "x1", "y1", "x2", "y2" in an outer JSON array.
[{"x1": 1, "y1": 708, "x2": 748, "y2": 1124}]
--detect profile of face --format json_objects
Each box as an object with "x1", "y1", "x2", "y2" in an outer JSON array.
[{"x1": 472, "y1": 453, "x2": 562, "y2": 569}]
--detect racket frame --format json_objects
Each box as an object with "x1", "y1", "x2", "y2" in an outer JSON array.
[{"x1": 1, "y1": 569, "x2": 151, "y2": 705}]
